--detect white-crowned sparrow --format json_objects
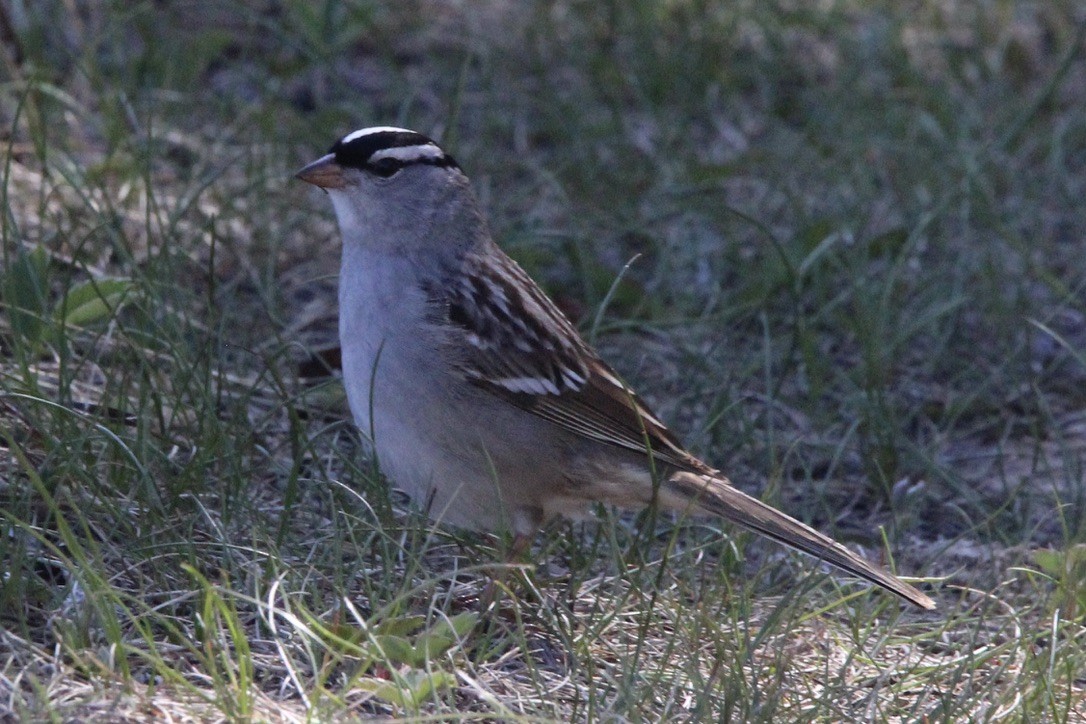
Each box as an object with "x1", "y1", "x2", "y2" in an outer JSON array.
[{"x1": 296, "y1": 126, "x2": 935, "y2": 610}]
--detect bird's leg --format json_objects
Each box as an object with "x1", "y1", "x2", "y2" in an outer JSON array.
[{"x1": 480, "y1": 532, "x2": 533, "y2": 611}]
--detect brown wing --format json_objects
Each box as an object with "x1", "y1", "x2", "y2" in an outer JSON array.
[{"x1": 437, "y1": 248, "x2": 702, "y2": 472}]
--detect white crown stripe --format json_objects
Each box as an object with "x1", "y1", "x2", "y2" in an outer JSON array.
[
  {"x1": 369, "y1": 144, "x2": 446, "y2": 163},
  {"x1": 341, "y1": 126, "x2": 416, "y2": 144}
]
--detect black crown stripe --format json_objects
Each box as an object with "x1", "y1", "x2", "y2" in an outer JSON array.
[{"x1": 331, "y1": 129, "x2": 459, "y2": 171}]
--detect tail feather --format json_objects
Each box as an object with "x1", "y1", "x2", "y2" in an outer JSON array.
[{"x1": 664, "y1": 472, "x2": 936, "y2": 610}]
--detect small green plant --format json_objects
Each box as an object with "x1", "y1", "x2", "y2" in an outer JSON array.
[
  {"x1": 311, "y1": 607, "x2": 478, "y2": 711},
  {"x1": 1, "y1": 245, "x2": 136, "y2": 359}
]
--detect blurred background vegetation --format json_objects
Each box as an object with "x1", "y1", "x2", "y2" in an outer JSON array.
[{"x1": 1, "y1": 0, "x2": 1084, "y2": 719}]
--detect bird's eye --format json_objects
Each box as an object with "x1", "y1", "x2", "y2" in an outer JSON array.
[{"x1": 369, "y1": 158, "x2": 402, "y2": 178}]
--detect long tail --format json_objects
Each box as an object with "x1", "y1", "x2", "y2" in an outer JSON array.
[{"x1": 663, "y1": 472, "x2": 936, "y2": 610}]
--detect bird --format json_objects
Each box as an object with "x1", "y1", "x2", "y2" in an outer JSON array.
[{"x1": 295, "y1": 126, "x2": 935, "y2": 610}]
